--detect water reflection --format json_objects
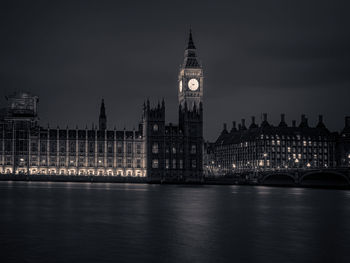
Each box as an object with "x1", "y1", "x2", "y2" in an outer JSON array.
[{"x1": 0, "y1": 182, "x2": 349, "y2": 263}]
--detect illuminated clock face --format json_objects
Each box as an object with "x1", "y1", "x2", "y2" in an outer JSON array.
[
  {"x1": 179, "y1": 80, "x2": 183, "y2": 92},
  {"x1": 188, "y1": 78, "x2": 199, "y2": 91}
]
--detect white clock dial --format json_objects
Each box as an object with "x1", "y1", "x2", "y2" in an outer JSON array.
[
  {"x1": 179, "y1": 80, "x2": 183, "y2": 92},
  {"x1": 188, "y1": 78, "x2": 199, "y2": 91}
]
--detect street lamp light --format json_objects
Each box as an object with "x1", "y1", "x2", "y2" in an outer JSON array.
[{"x1": 295, "y1": 158, "x2": 299, "y2": 169}]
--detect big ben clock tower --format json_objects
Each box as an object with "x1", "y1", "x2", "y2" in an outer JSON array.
[
  {"x1": 178, "y1": 30, "x2": 203, "y2": 109},
  {"x1": 178, "y1": 30, "x2": 204, "y2": 180}
]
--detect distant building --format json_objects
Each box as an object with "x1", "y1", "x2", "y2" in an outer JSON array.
[
  {"x1": 337, "y1": 117, "x2": 350, "y2": 167},
  {"x1": 0, "y1": 31, "x2": 204, "y2": 180},
  {"x1": 212, "y1": 114, "x2": 347, "y2": 174}
]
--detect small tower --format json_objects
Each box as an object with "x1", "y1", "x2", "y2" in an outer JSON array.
[
  {"x1": 99, "y1": 99, "x2": 107, "y2": 131},
  {"x1": 143, "y1": 99, "x2": 166, "y2": 179}
]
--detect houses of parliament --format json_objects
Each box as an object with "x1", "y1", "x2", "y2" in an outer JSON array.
[
  {"x1": 1, "y1": 30, "x2": 349, "y2": 180},
  {"x1": 0, "y1": 31, "x2": 204, "y2": 180}
]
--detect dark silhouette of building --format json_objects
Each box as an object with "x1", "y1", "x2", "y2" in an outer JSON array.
[
  {"x1": 99, "y1": 99, "x2": 107, "y2": 131},
  {"x1": 337, "y1": 117, "x2": 350, "y2": 167},
  {"x1": 144, "y1": 30, "x2": 204, "y2": 181}
]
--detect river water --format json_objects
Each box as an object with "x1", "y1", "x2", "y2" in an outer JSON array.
[{"x1": 0, "y1": 182, "x2": 349, "y2": 263}]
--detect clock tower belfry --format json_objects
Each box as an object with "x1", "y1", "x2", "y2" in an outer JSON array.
[
  {"x1": 178, "y1": 30, "x2": 203, "y2": 110},
  {"x1": 178, "y1": 30, "x2": 204, "y2": 180}
]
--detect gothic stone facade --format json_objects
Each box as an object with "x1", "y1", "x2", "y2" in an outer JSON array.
[
  {"x1": 0, "y1": 93, "x2": 146, "y2": 177},
  {"x1": 0, "y1": 31, "x2": 204, "y2": 180},
  {"x1": 144, "y1": 30, "x2": 203, "y2": 181}
]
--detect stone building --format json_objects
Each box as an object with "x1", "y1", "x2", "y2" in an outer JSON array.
[
  {"x1": 0, "y1": 92, "x2": 146, "y2": 176},
  {"x1": 144, "y1": 30, "x2": 203, "y2": 181},
  {"x1": 213, "y1": 114, "x2": 341, "y2": 174},
  {"x1": 0, "y1": 31, "x2": 204, "y2": 180}
]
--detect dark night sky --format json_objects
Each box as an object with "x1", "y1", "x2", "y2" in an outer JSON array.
[{"x1": 1, "y1": 0, "x2": 349, "y2": 140}]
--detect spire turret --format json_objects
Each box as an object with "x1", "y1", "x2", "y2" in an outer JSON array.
[
  {"x1": 187, "y1": 29, "x2": 196, "y2": 50},
  {"x1": 99, "y1": 99, "x2": 107, "y2": 130},
  {"x1": 182, "y1": 29, "x2": 200, "y2": 68}
]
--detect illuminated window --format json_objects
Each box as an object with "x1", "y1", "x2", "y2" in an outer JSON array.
[
  {"x1": 166, "y1": 159, "x2": 169, "y2": 169},
  {"x1": 152, "y1": 159, "x2": 159, "y2": 168},
  {"x1": 173, "y1": 159, "x2": 176, "y2": 169},
  {"x1": 152, "y1": 143, "x2": 159, "y2": 154},
  {"x1": 153, "y1": 124, "x2": 158, "y2": 132}
]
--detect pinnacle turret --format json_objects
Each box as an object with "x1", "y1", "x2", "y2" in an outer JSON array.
[
  {"x1": 187, "y1": 29, "x2": 196, "y2": 50},
  {"x1": 99, "y1": 99, "x2": 107, "y2": 130},
  {"x1": 182, "y1": 29, "x2": 200, "y2": 68}
]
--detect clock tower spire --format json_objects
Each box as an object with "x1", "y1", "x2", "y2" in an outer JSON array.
[
  {"x1": 177, "y1": 29, "x2": 204, "y2": 180},
  {"x1": 178, "y1": 30, "x2": 203, "y2": 110}
]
